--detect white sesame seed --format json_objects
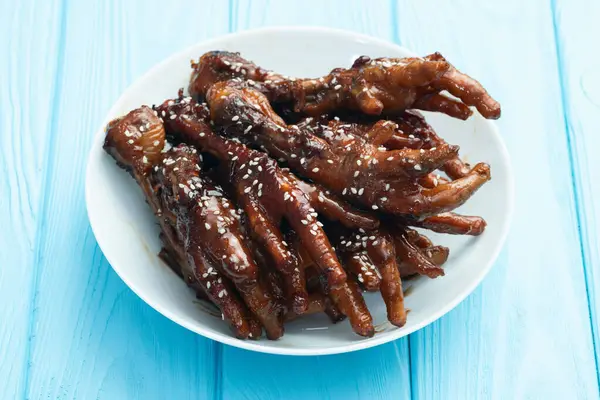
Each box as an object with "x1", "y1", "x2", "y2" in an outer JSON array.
[
  {"x1": 318, "y1": 196, "x2": 324, "y2": 202},
  {"x1": 372, "y1": 205, "x2": 379, "y2": 210},
  {"x1": 356, "y1": 160, "x2": 361, "y2": 166},
  {"x1": 342, "y1": 188, "x2": 347, "y2": 195},
  {"x1": 354, "y1": 171, "x2": 360, "y2": 177},
  {"x1": 381, "y1": 197, "x2": 388, "y2": 202},
  {"x1": 312, "y1": 167, "x2": 320, "y2": 172},
  {"x1": 244, "y1": 187, "x2": 251, "y2": 193},
  {"x1": 284, "y1": 192, "x2": 290, "y2": 200},
  {"x1": 358, "y1": 275, "x2": 364, "y2": 283},
  {"x1": 301, "y1": 220, "x2": 308, "y2": 225},
  {"x1": 387, "y1": 156, "x2": 394, "y2": 161},
  {"x1": 358, "y1": 188, "x2": 364, "y2": 196},
  {"x1": 290, "y1": 154, "x2": 297, "y2": 158},
  {"x1": 431, "y1": 147, "x2": 437, "y2": 151},
  {"x1": 334, "y1": 84, "x2": 342, "y2": 90},
  {"x1": 310, "y1": 230, "x2": 317, "y2": 236},
  {"x1": 128, "y1": 139, "x2": 134, "y2": 144},
  {"x1": 385, "y1": 183, "x2": 390, "y2": 191},
  {"x1": 170, "y1": 114, "x2": 176, "y2": 120},
  {"x1": 351, "y1": 188, "x2": 357, "y2": 194},
  {"x1": 199, "y1": 132, "x2": 205, "y2": 137},
  {"x1": 414, "y1": 164, "x2": 422, "y2": 170},
  {"x1": 218, "y1": 228, "x2": 226, "y2": 234},
  {"x1": 231, "y1": 156, "x2": 238, "y2": 161},
  {"x1": 300, "y1": 157, "x2": 306, "y2": 164},
  {"x1": 232, "y1": 116, "x2": 240, "y2": 122}
]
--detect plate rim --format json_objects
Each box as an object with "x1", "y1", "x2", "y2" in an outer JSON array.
[{"x1": 85, "y1": 25, "x2": 515, "y2": 356}]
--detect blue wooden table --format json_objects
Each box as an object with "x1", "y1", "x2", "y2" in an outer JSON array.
[{"x1": 2, "y1": 1, "x2": 599, "y2": 398}]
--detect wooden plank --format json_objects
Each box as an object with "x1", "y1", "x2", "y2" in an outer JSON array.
[
  {"x1": 221, "y1": 2, "x2": 412, "y2": 400},
  {"x1": 552, "y1": 0, "x2": 600, "y2": 381},
  {"x1": 390, "y1": 0, "x2": 600, "y2": 398},
  {"x1": 0, "y1": 0, "x2": 64, "y2": 398},
  {"x1": 22, "y1": 1, "x2": 230, "y2": 399}
]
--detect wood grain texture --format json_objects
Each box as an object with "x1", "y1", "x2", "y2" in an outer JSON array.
[
  {"x1": 552, "y1": 0, "x2": 600, "y2": 384},
  {"x1": 221, "y1": 2, "x2": 411, "y2": 399},
  {"x1": 19, "y1": 1, "x2": 229, "y2": 399},
  {"x1": 391, "y1": 0, "x2": 600, "y2": 398},
  {"x1": 0, "y1": 0, "x2": 64, "y2": 398},
  {"x1": 1, "y1": 0, "x2": 599, "y2": 399}
]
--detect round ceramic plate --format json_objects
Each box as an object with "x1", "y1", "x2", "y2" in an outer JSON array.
[{"x1": 86, "y1": 27, "x2": 514, "y2": 356}]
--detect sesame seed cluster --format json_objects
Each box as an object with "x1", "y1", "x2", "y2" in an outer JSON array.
[{"x1": 102, "y1": 50, "x2": 499, "y2": 340}]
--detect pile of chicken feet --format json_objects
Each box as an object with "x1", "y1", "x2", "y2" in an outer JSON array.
[{"x1": 104, "y1": 51, "x2": 500, "y2": 339}]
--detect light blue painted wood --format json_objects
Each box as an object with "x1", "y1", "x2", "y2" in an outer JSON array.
[
  {"x1": 0, "y1": 1, "x2": 64, "y2": 398},
  {"x1": 1, "y1": 0, "x2": 599, "y2": 399},
  {"x1": 18, "y1": 1, "x2": 229, "y2": 399},
  {"x1": 391, "y1": 0, "x2": 600, "y2": 398},
  {"x1": 552, "y1": 0, "x2": 600, "y2": 383}
]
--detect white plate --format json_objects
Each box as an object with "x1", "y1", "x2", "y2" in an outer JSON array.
[{"x1": 86, "y1": 27, "x2": 514, "y2": 356}]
